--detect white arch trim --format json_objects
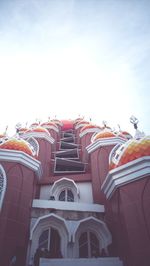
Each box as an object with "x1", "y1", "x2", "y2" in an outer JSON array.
[
  {"x1": 27, "y1": 137, "x2": 39, "y2": 156},
  {"x1": 0, "y1": 164, "x2": 7, "y2": 211},
  {"x1": 72, "y1": 216, "x2": 112, "y2": 248},
  {"x1": 50, "y1": 177, "x2": 80, "y2": 200},
  {"x1": 30, "y1": 213, "x2": 71, "y2": 241}
]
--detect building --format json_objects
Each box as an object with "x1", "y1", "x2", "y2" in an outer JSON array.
[{"x1": 0, "y1": 118, "x2": 149, "y2": 266}]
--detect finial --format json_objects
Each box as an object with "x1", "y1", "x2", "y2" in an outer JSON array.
[
  {"x1": 117, "y1": 124, "x2": 121, "y2": 132},
  {"x1": 130, "y1": 115, "x2": 139, "y2": 129},
  {"x1": 4, "y1": 126, "x2": 8, "y2": 135},
  {"x1": 15, "y1": 123, "x2": 22, "y2": 133},
  {"x1": 102, "y1": 120, "x2": 107, "y2": 128},
  {"x1": 89, "y1": 117, "x2": 92, "y2": 122},
  {"x1": 130, "y1": 116, "x2": 145, "y2": 139},
  {"x1": 48, "y1": 116, "x2": 51, "y2": 122}
]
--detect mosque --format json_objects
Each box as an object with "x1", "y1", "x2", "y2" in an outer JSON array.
[{"x1": 0, "y1": 116, "x2": 149, "y2": 266}]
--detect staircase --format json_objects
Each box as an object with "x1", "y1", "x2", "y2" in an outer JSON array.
[
  {"x1": 53, "y1": 129, "x2": 86, "y2": 174},
  {"x1": 40, "y1": 257, "x2": 124, "y2": 266}
]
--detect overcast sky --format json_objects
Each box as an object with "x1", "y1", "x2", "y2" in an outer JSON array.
[{"x1": 0, "y1": 0, "x2": 149, "y2": 136}]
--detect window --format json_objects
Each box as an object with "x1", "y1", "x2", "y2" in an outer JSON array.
[
  {"x1": 0, "y1": 165, "x2": 6, "y2": 211},
  {"x1": 59, "y1": 189, "x2": 74, "y2": 202},
  {"x1": 79, "y1": 231, "x2": 100, "y2": 258},
  {"x1": 38, "y1": 227, "x2": 61, "y2": 258}
]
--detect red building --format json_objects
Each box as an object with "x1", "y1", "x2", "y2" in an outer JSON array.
[{"x1": 0, "y1": 118, "x2": 149, "y2": 266}]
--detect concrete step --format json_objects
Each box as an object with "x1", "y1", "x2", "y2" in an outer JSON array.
[{"x1": 40, "y1": 257, "x2": 123, "y2": 266}]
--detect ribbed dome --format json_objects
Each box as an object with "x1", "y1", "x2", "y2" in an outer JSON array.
[
  {"x1": 92, "y1": 131, "x2": 116, "y2": 142},
  {"x1": 30, "y1": 122, "x2": 39, "y2": 128},
  {"x1": 110, "y1": 136, "x2": 150, "y2": 169},
  {"x1": 80, "y1": 124, "x2": 101, "y2": 133},
  {"x1": 26, "y1": 127, "x2": 50, "y2": 135},
  {"x1": 0, "y1": 138, "x2": 35, "y2": 157}
]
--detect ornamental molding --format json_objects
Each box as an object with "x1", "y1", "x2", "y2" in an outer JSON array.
[
  {"x1": 87, "y1": 137, "x2": 126, "y2": 154},
  {"x1": 101, "y1": 156, "x2": 150, "y2": 199},
  {"x1": 0, "y1": 150, "x2": 42, "y2": 178}
]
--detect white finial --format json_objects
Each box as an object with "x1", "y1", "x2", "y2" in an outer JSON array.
[{"x1": 130, "y1": 116, "x2": 145, "y2": 139}]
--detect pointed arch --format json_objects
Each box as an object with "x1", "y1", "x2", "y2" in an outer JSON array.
[{"x1": 50, "y1": 177, "x2": 80, "y2": 202}]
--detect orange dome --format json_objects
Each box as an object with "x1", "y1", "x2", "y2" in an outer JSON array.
[
  {"x1": 80, "y1": 124, "x2": 101, "y2": 133},
  {"x1": 61, "y1": 120, "x2": 74, "y2": 131},
  {"x1": 26, "y1": 127, "x2": 50, "y2": 135},
  {"x1": 110, "y1": 136, "x2": 150, "y2": 169},
  {"x1": 0, "y1": 138, "x2": 35, "y2": 157},
  {"x1": 18, "y1": 127, "x2": 28, "y2": 134},
  {"x1": 92, "y1": 131, "x2": 116, "y2": 142}
]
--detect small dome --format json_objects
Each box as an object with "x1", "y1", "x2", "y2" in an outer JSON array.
[
  {"x1": 92, "y1": 130, "x2": 116, "y2": 142},
  {"x1": 110, "y1": 136, "x2": 150, "y2": 169},
  {"x1": 18, "y1": 127, "x2": 28, "y2": 134},
  {"x1": 30, "y1": 122, "x2": 39, "y2": 128},
  {"x1": 0, "y1": 138, "x2": 35, "y2": 157},
  {"x1": 61, "y1": 120, "x2": 74, "y2": 131},
  {"x1": 118, "y1": 131, "x2": 132, "y2": 140},
  {"x1": 26, "y1": 127, "x2": 50, "y2": 135},
  {"x1": 80, "y1": 124, "x2": 101, "y2": 133}
]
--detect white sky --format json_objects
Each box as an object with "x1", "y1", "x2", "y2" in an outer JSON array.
[{"x1": 0, "y1": 0, "x2": 149, "y2": 136}]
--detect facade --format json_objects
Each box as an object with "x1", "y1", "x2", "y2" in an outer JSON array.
[{"x1": 0, "y1": 118, "x2": 149, "y2": 266}]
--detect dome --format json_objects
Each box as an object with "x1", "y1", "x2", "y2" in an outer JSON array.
[
  {"x1": 110, "y1": 136, "x2": 150, "y2": 169},
  {"x1": 30, "y1": 122, "x2": 39, "y2": 128},
  {"x1": 92, "y1": 130, "x2": 116, "y2": 142},
  {"x1": 41, "y1": 122, "x2": 58, "y2": 130},
  {"x1": 26, "y1": 127, "x2": 50, "y2": 136},
  {"x1": 118, "y1": 131, "x2": 132, "y2": 140},
  {"x1": 18, "y1": 127, "x2": 28, "y2": 134},
  {"x1": 80, "y1": 124, "x2": 101, "y2": 133},
  {"x1": 61, "y1": 120, "x2": 74, "y2": 131},
  {"x1": 0, "y1": 138, "x2": 35, "y2": 157}
]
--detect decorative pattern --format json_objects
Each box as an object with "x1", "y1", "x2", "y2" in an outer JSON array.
[{"x1": 110, "y1": 136, "x2": 150, "y2": 169}]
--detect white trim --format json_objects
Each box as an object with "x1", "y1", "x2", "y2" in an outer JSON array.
[
  {"x1": 0, "y1": 165, "x2": 7, "y2": 211},
  {"x1": 27, "y1": 137, "x2": 39, "y2": 156},
  {"x1": 32, "y1": 199, "x2": 105, "y2": 213},
  {"x1": 42, "y1": 125, "x2": 59, "y2": 133},
  {"x1": 75, "y1": 123, "x2": 89, "y2": 130},
  {"x1": 0, "y1": 150, "x2": 42, "y2": 178},
  {"x1": 30, "y1": 213, "x2": 70, "y2": 240},
  {"x1": 79, "y1": 128, "x2": 101, "y2": 138},
  {"x1": 50, "y1": 177, "x2": 80, "y2": 199},
  {"x1": 21, "y1": 132, "x2": 55, "y2": 144},
  {"x1": 87, "y1": 137, "x2": 126, "y2": 154},
  {"x1": 101, "y1": 156, "x2": 150, "y2": 199}
]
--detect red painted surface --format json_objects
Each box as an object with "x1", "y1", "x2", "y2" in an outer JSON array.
[
  {"x1": 61, "y1": 120, "x2": 74, "y2": 131},
  {"x1": 0, "y1": 161, "x2": 37, "y2": 266},
  {"x1": 107, "y1": 176, "x2": 150, "y2": 266}
]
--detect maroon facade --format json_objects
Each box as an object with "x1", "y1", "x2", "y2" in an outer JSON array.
[{"x1": 0, "y1": 161, "x2": 38, "y2": 266}]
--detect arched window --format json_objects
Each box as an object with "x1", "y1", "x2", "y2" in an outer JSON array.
[
  {"x1": 59, "y1": 189, "x2": 74, "y2": 202},
  {"x1": 0, "y1": 165, "x2": 7, "y2": 211},
  {"x1": 38, "y1": 227, "x2": 61, "y2": 258},
  {"x1": 79, "y1": 231, "x2": 100, "y2": 258},
  {"x1": 50, "y1": 177, "x2": 79, "y2": 202},
  {"x1": 27, "y1": 137, "x2": 39, "y2": 156}
]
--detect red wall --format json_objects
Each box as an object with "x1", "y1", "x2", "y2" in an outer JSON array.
[
  {"x1": 0, "y1": 161, "x2": 37, "y2": 266},
  {"x1": 90, "y1": 145, "x2": 115, "y2": 204},
  {"x1": 107, "y1": 176, "x2": 150, "y2": 266}
]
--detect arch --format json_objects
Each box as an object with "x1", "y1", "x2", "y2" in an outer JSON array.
[
  {"x1": 30, "y1": 213, "x2": 70, "y2": 260},
  {"x1": 50, "y1": 177, "x2": 80, "y2": 202},
  {"x1": 27, "y1": 137, "x2": 39, "y2": 156},
  {"x1": 0, "y1": 164, "x2": 7, "y2": 211},
  {"x1": 73, "y1": 216, "x2": 112, "y2": 258}
]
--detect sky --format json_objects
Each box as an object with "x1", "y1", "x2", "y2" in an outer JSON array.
[{"x1": 0, "y1": 0, "x2": 149, "y2": 136}]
